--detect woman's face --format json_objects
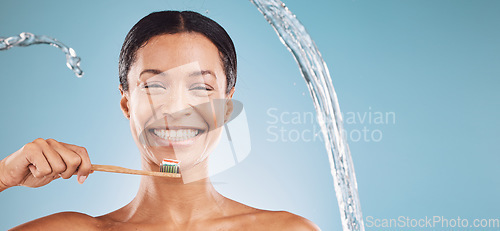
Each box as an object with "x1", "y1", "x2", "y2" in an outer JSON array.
[{"x1": 121, "y1": 33, "x2": 233, "y2": 182}]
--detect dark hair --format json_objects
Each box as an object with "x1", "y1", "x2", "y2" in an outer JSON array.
[{"x1": 119, "y1": 11, "x2": 237, "y2": 94}]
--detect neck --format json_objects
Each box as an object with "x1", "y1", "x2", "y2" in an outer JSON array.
[{"x1": 114, "y1": 159, "x2": 226, "y2": 225}]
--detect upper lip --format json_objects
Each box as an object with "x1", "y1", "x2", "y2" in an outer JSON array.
[
  {"x1": 146, "y1": 118, "x2": 205, "y2": 131},
  {"x1": 149, "y1": 126, "x2": 203, "y2": 130}
]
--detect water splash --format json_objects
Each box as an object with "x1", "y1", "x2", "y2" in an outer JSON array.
[
  {"x1": 0, "y1": 32, "x2": 83, "y2": 77},
  {"x1": 250, "y1": 1, "x2": 364, "y2": 230}
]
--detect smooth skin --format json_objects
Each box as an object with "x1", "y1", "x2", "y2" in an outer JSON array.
[{"x1": 0, "y1": 32, "x2": 320, "y2": 231}]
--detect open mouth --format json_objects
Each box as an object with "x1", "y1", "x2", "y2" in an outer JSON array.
[
  {"x1": 151, "y1": 128, "x2": 202, "y2": 141},
  {"x1": 148, "y1": 127, "x2": 205, "y2": 147}
]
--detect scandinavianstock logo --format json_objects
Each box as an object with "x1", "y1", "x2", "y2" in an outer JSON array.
[{"x1": 266, "y1": 107, "x2": 396, "y2": 143}]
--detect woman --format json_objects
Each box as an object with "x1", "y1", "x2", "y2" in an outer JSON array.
[{"x1": 0, "y1": 11, "x2": 319, "y2": 230}]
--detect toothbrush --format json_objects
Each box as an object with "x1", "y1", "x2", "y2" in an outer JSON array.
[{"x1": 91, "y1": 159, "x2": 181, "y2": 178}]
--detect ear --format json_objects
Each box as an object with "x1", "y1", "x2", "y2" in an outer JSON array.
[
  {"x1": 119, "y1": 85, "x2": 130, "y2": 119},
  {"x1": 224, "y1": 87, "x2": 235, "y2": 124}
]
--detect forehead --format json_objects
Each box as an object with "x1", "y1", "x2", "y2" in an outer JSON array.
[
  {"x1": 133, "y1": 33, "x2": 223, "y2": 75},
  {"x1": 139, "y1": 61, "x2": 215, "y2": 83}
]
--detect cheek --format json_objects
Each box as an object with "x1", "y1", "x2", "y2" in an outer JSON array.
[
  {"x1": 193, "y1": 99, "x2": 226, "y2": 131},
  {"x1": 128, "y1": 94, "x2": 156, "y2": 130},
  {"x1": 205, "y1": 126, "x2": 223, "y2": 152}
]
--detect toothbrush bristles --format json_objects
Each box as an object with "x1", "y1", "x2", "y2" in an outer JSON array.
[{"x1": 160, "y1": 159, "x2": 180, "y2": 174}]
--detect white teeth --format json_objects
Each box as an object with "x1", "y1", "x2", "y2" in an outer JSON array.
[{"x1": 153, "y1": 129, "x2": 200, "y2": 141}]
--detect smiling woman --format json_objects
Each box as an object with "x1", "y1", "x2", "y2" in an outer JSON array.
[{"x1": 0, "y1": 11, "x2": 319, "y2": 230}]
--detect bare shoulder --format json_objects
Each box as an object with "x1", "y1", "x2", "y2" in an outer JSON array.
[
  {"x1": 9, "y1": 211, "x2": 99, "y2": 231},
  {"x1": 222, "y1": 197, "x2": 320, "y2": 230},
  {"x1": 259, "y1": 210, "x2": 321, "y2": 231}
]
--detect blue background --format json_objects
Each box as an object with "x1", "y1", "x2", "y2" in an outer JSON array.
[{"x1": 1, "y1": 0, "x2": 499, "y2": 230}]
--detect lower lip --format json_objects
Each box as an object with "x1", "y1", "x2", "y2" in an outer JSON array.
[{"x1": 149, "y1": 130, "x2": 204, "y2": 147}]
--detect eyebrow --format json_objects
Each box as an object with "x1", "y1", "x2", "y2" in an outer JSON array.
[
  {"x1": 140, "y1": 69, "x2": 164, "y2": 77},
  {"x1": 140, "y1": 69, "x2": 217, "y2": 79},
  {"x1": 189, "y1": 70, "x2": 217, "y2": 79}
]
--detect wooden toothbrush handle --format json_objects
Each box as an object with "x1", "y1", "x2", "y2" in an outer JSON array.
[{"x1": 91, "y1": 164, "x2": 181, "y2": 178}]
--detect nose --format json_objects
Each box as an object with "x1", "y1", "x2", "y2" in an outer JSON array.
[{"x1": 155, "y1": 87, "x2": 193, "y2": 120}]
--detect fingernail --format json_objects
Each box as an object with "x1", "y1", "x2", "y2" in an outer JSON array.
[{"x1": 77, "y1": 175, "x2": 87, "y2": 184}]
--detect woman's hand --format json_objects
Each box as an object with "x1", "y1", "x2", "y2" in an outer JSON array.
[{"x1": 0, "y1": 138, "x2": 91, "y2": 192}]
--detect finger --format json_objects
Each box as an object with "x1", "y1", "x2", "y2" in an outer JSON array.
[
  {"x1": 28, "y1": 165, "x2": 37, "y2": 177},
  {"x1": 34, "y1": 139, "x2": 67, "y2": 177},
  {"x1": 24, "y1": 141, "x2": 52, "y2": 178},
  {"x1": 60, "y1": 142, "x2": 92, "y2": 184},
  {"x1": 46, "y1": 139, "x2": 80, "y2": 180}
]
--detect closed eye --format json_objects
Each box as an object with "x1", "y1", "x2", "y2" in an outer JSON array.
[
  {"x1": 142, "y1": 82, "x2": 165, "y2": 89},
  {"x1": 190, "y1": 86, "x2": 213, "y2": 91}
]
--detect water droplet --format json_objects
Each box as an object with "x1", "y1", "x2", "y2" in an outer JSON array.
[{"x1": 0, "y1": 32, "x2": 83, "y2": 77}]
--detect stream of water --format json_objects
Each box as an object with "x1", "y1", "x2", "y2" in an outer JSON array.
[{"x1": 250, "y1": 1, "x2": 364, "y2": 230}]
